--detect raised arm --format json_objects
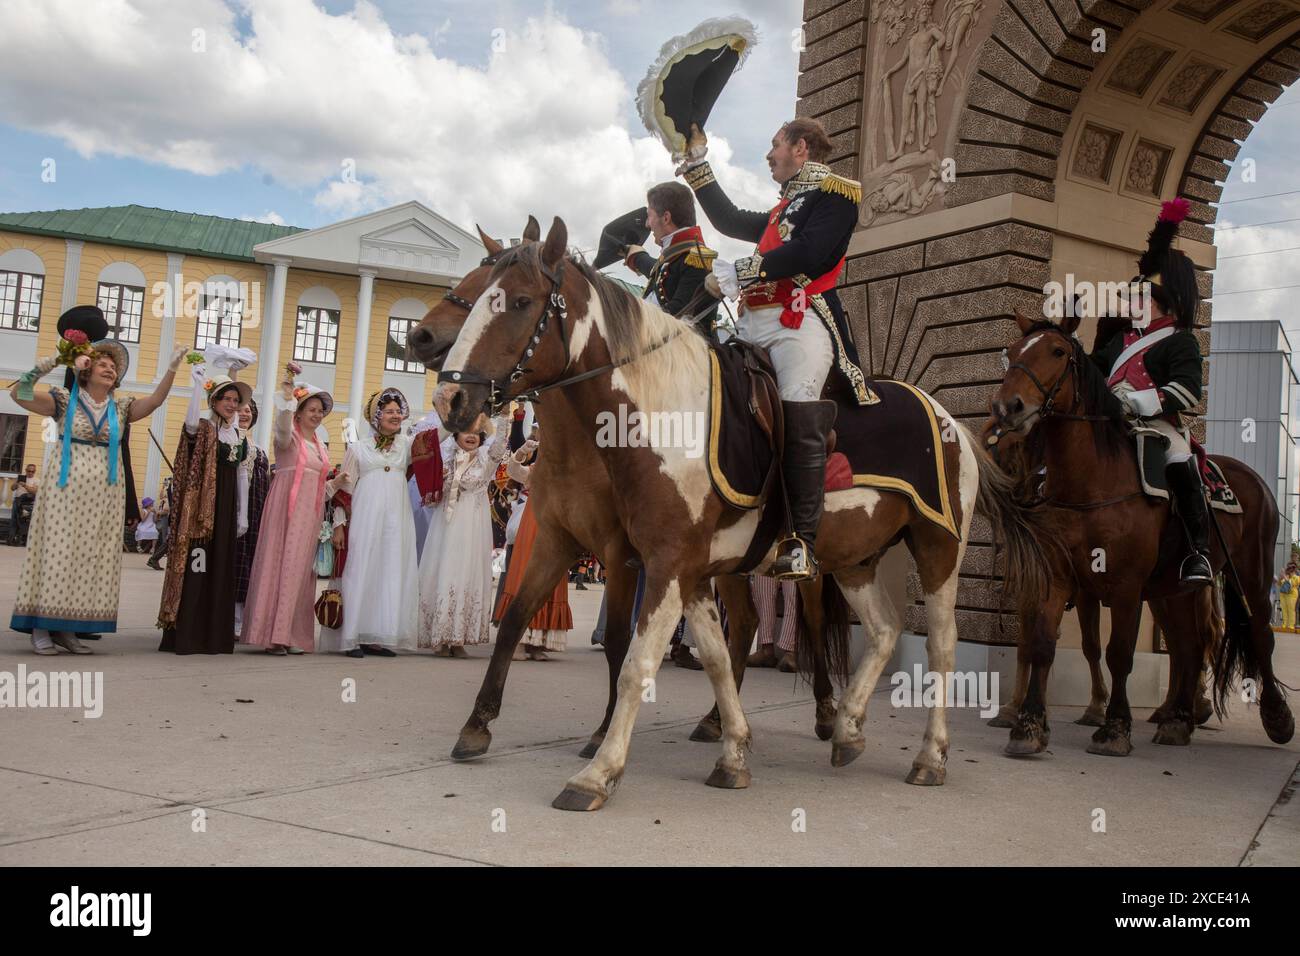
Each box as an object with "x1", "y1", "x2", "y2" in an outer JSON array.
[
  {"x1": 9, "y1": 354, "x2": 60, "y2": 418},
  {"x1": 129, "y1": 346, "x2": 188, "y2": 422},
  {"x1": 682, "y1": 162, "x2": 769, "y2": 243}
]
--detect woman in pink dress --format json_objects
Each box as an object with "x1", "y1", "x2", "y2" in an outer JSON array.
[{"x1": 240, "y1": 364, "x2": 333, "y2": 655}]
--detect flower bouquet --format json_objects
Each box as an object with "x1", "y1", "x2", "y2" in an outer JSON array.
[{"x1": 56, "y1": 329, "x2": 96, "y2": 372}]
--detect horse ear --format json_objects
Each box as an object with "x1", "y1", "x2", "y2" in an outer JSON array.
[
  {"x1": 1013, "y1": 308, "x2": 1035, "y2": 335},
  {"x1": 541, "y1": 217, "x2": 567, "y2": 271},
  {"x1": 522, "y1": 215, "x2": 541, "y2": 242},
  {"x1": 477, "y1": 225, "x2": 503, "y2": 256},
  {"x1": 1059, "y1": 310, "x2": 1082, "y2": 337}
]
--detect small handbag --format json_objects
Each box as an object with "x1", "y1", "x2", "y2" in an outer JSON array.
[{"x1": 315, "y1": 587, "x2": 343, "y2": 629}]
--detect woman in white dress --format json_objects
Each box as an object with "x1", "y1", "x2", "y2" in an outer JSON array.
[
  {"x1": 417, "y1": 409, "x2": 511, "y2": 657},
  {"x1": 320, "y1": 388, "x2": 419, "y2": 658}
]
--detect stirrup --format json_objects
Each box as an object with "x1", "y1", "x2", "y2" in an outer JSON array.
[
  {"x1": 1179, "y1": 550, "x2": 1212, "y2": 585},
  {"x1": 772, "y1": 535, "x2": 819, "y2": 581}
]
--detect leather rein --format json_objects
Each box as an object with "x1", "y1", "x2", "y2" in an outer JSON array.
[
  {"x1": 1005, "y1": 327, "x2": 1144, "y2": 511},
  {"x1": 437, "y1": 252, "x2": 686, "y2": 415}
]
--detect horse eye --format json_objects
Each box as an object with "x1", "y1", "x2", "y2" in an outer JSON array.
[
  {"x1": 999, "y1": 348, "x2": 1009, "y2": 371},
  {"x1": 513, "y1": 296, "x2": 531, "y2": 311},
  {"x1": 1053, "y1": 347, "x2": 1066, "y2": 357}
]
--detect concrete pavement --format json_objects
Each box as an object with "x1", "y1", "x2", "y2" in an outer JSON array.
[{"x1": 1, "y1": 547, "x2": 1296, "y2": 866}]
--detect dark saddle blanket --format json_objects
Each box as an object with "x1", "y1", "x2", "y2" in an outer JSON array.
[
  {"x1": 704, "y1": 339, "x2": 959, "y2": 538},
  {"x1": 1131, "y1": 426, "x2": 1242, "y2": 514}
]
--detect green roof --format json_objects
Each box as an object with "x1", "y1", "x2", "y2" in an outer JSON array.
[{"x1": 0, "y1": 205, "x2": 304, "y2": 262}]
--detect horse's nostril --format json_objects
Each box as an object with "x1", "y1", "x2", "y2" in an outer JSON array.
[{"x1": 409, "y1": 328, "x2": 431, "y2": 347}]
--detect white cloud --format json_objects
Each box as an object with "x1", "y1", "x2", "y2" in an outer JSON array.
[
  {"x1": 240, "y1": 210, "x2": 287, "y2": 225},
  {"x1": 0, "y1": 0, "x2": 780, "y2": 261}
]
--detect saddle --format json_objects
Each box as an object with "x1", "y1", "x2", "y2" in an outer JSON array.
[
  {"x1": 704, "y1": 339, "x2": 960, "y2": 571},
  {"x1": 1129, "y1": 424, "x2": 1242, "y2": 513}
]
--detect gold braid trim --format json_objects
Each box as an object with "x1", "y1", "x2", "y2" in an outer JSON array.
[
  {"x1": 683, "y1": 162, "x2": 716, "y2": 191},
  {"x1": 820, "y1": 173, "x2": 863, "y2": 204},
  {"x1": 684, "y1": 248, "x2": 717, "y2": 269}
]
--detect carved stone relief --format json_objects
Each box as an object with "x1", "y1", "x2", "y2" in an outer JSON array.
[
  {"x1": 1157, "y1": 60, "x2": 1226, "y2": 112},
  {"x1": 1072, "y1": 123, "x2": 1123, "y2": 182},
  {"x1": 861, "y1": 0, "x2": 986, "y2": 227},
  {"x1": 1124, "y1": 140, "x2": 1173, "y2": 195},
  {"x1": 1104, "y1": 39, "x2": 1176, "y2": 97},
  {"x1": 1224, "y1": 0, "x2": 1300, "y2": 41},
  {"x1": 1171, "y1": 0, "x2": 1246, "y2": 23}
]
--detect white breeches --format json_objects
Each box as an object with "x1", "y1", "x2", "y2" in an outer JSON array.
[
  {"x1": 1143, "y1": 417, "x2": 1193, "y2": 463},
  {"x1": 737, "y1": 305, "x2": 834, "y2": 402}
]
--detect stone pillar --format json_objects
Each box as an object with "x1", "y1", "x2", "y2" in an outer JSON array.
[
  {"x1": 60, "y1": 239, "x2": 83, "y2": 312},
  {"x1": 255, "y1": 257, "x2": 292, "y2": 450},
  {"x1": 350, "y1": 269, "x2": 377, "y2": 417}
]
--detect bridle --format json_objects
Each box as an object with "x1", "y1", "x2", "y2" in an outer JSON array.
[
  {"x1": 437, "y1": 251, "x2": 684, "y2": 415},
  {"x1": 1001, "y1": 325, "x2": 1143, "y2": 510}
]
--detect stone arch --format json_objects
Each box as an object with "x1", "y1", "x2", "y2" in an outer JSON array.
[{"x1": 795, "y1": 0, "x2": 1300, "y2": 645}]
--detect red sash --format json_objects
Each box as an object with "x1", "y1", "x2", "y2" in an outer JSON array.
[{"x1": 740, "y1": 199, "x2": 844, "y2": 329}]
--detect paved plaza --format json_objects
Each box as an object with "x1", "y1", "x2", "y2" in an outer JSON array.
[{"x1": 0, "y1": 546, "x2": 1296, "y2": 866}]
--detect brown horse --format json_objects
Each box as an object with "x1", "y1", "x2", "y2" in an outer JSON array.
[
  {"x1": 433, "y1": 217, "x2": 1050, "y2": 810},
  {"x1": 982, "y1": 424, "x2": 1216, "y2": 730},
  {"x1": 408, "y1": 218, "x2": 840, "y2": 761},
  {"x1": 987, "y1": 309, "x2": 1294, "y2": 757}
]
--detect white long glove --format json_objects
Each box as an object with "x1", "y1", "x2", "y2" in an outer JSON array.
[
  {"x1": 1124, "y1": 388, "x2": 1162, "y2": 418},
  {"x1": 184, "y1": 364, "x2": 206, "y2": 435},
  {"x1": 711, "y1": 259, "x2": 740, "y2": 300},
  {"x1": 236, "y1": 465, "x2": 249, "y2": 537}
]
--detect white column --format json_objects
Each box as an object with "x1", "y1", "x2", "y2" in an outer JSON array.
[
  {"x1": 60, "y1": 239, "x2": 84, "y2": 312},
  {"x1": 350, "y1": 269, "x2": 377, "y2": 419},
  {"x1": 144, "y1": 253, "x2": 184, "y2": 498},
  {"x1": 255, "y1": 257, "x2": 292, "y2": 449}
]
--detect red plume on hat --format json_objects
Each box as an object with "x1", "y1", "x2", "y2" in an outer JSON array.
[{"x1": 1138, "y1": 197, "x2": 1190, "y2": 279}]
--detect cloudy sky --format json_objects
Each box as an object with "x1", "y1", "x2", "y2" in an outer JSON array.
[
  {"x1": 0, "y1": 0, "x2": 807, "y2": 261},
  {"x1": 0, "y1": 0, "x2": 1297, "y2": 324}
]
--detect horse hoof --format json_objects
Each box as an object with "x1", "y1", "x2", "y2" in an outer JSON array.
[
  {"x1": 1152, "y1": 720, "x2": 1192, "y2": 746},
  {"x1": 1004, "y1": 736, "x2": 1047, "y2": 757},
  {"x1": 831, "y1": 739, "x2": 865, "y2": 767},
  {"x1": 1263, "y1": 707, "x2": 1295, "y2": 745},
  {"x1": 1195, "y1": 698, "x2": 1214, "y2": 726},
  {"x1": 450, "y1": 729, "x2": 491, "y2": 761},
  {"x1": 689, "y1": 720, "x2": 722, "y2": 743},
  {"x1": 1076, "y1": 708, "x2": 1107, "y2": 727},
  {"x1": 551, "y1": 787, "x2": 606, "y2": 812},
  {"x1": 905, "y1": 765, "x2": 946, "y2": 786},
  {"x1": 986, "y1": 715, "x2": 1013, "y2": 728},
  {"x1": 704, "y1": 765, "x2": 751, "y2": 789},
  {"x1": 1087, "y1": 725, "x2": 1133, "y2": 757},
  {"x1": 815, "y1": 722, "x2": 834, "y2": 741},
  {"x1": 577, "y1": 736, "x2": 603, "y2": 759}
]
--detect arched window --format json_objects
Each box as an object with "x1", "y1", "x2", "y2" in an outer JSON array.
[
  {"x1": 385, "y1": 297, "x2": 430, "y2": 374},
  {"x1": 294, "y1": 286, "x2": 342, "y2": 365},
  {"x1": 0, "y1": 248, "x2": 46, "y2": 332},
  {"x1": 195, "y1": 274, "x2": 244, "y2": 349},
  {"x1": 96, "y1": 262, "x2": 148, "y2": 343}
]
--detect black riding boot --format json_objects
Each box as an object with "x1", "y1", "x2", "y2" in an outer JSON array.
[
  {"x1": 1166, "y1": 458, "x2": 1213, "y2": 586},
  {"x1": 771, "y1": 400, "x2": 837, "y2": 581}
]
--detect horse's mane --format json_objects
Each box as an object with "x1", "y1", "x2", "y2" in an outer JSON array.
[
  {"x1": 1022, "y1": 320, "x2": 1129, "y2": 458},
  {"x1": 489, "y1": 242, "x2": 708, "y2": 402}
]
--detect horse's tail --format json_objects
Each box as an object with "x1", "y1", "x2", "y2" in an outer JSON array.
[
  {"x1": 815, "y1": 574, "x2": 852, "y2": 688},
  {"x1": 968, "y1": 430, "x2": 1060, "y2": 616},
  {"x1": 1213, "y1": 575, "x2": 1259, "y2": 719}
]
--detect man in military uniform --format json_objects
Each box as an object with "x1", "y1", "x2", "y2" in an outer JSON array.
[
  {"x1": 1089, "y1": 199, "x2": 1211, "y2": 586},
  {"x1": 678, "y1": 116, "x2": 866, "y2": 580},
  {"x1": 622, "y1": 182, "x2": 719, "y2": 340}
]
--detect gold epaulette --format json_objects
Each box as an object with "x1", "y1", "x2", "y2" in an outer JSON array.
[
  {"x1": 820, "y1": 172, "x2": 862, "y2": 204},
  {"x1": 684, "y1": 246, "x2": 717, "y2": 270}
]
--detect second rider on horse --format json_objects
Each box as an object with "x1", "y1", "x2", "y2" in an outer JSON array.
[{"x1": 1090, "y1": 198, "x2": 1212, "y2": 586}]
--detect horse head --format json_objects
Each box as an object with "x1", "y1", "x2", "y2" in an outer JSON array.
[
  {"x1": 406, "y1": 215, "x2": 542, "y2": 370},
  {"x1": 434, "y1": 216, "x2": 593, "y2": 432},
  {"x1": 987, "y1": 308, "x2": 1083, "y2": 446}
]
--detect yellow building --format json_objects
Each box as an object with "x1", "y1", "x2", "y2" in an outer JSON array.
[{"x1": 0, "y1": 202, "x2": 486, "y2": 511}]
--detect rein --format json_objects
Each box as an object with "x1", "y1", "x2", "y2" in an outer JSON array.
[{"x1": 437, "y1": 254, "x2": 687, "y2": 414}]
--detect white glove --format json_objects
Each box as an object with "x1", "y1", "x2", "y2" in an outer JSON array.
[
  {"x1": 673, "y1": 124, "x2": 709, "y2": 176},
  {"x1": 237, "y1": 518, "x2": 248, "y2": 538},
  {"x1": 1126, "y1": 388, "x2": 1162, "y2": 417},
  {"x1": 711, "y1": 259, "x2": 741, "y2": 300},
  {"x1": 168, "y1": 345, "x2": 190, "y2": 371},
  {"x1": 191, "y1": 363, "x2": 207, "y2": 386},
  {"x1": 704, "y1": 273, "x2": 722, "y2": 299}
]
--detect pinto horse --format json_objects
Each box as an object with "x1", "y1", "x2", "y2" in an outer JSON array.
[
  {"x1": 434, "y1": 217, "x2": 1051, "y2": 810},
  {"x1": 987, "y1": 309, "x2": 1294, "y2": 756},
  {"x1": 409, "y1": 218, "x2": 841, "y2": 761}
]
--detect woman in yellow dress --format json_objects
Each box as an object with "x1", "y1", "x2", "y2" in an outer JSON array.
[{"x1": 1278, "y1": 562, "x2": 1300, "y2": 632}]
